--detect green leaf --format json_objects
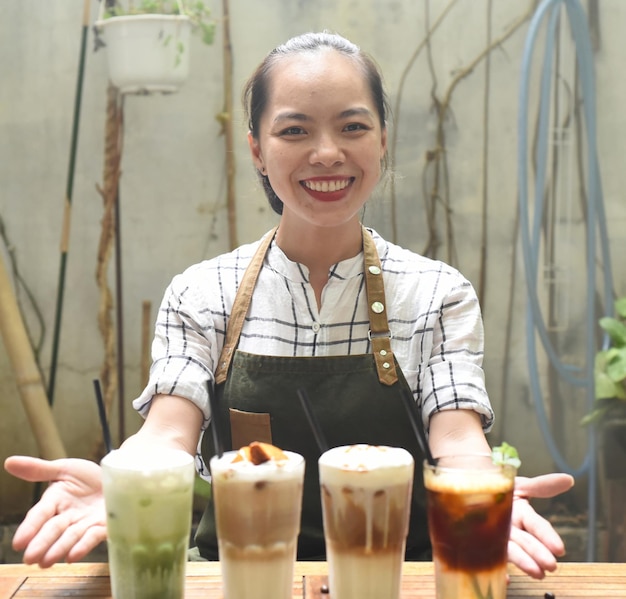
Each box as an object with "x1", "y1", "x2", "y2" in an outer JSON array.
[
  {"x1": 491, "y1": 442, "x2": 521, "y2": 469},
  {"x1": 595, "y1": 371, "x2": 625, "y2": 400},
  {"x1": 599, "y1": 316, "x2": 626, "y2": 348},
  {"x1": 615, "y1": 297, "x2": 626, "y2": 320},
  {"x1": 606, "y1": 347, "x2": 626, "y2": 386}
]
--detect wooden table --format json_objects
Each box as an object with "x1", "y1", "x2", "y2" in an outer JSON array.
[{"x1": 1, "y1": 561, "x2": 624, "y2": 598}]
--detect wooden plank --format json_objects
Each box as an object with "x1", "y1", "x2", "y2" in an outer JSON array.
[
  {"x1": 5, "y1": 574, "x2": 306, "y2": 598},
  {"x1": 0, "y1": 576, "x2": 25, "y2": 598},
  {"x1": 14, "y1": 576, "x2": 110, "y2": 597},
  {"x1": 182, "y1": 575, "x2": 305, "y2": 599},
  {"x1": 2, "y1": 562, "x2": 626, "y2": 598},
  {"x1": 305, "y1": 573, "x2": 626, "y2": 599},
  {"x1": 0, "y1": 563, "x2": 110, "y2": 578},
  {"x1": 305, "y1": 575, "x2": 439, "y2": 599}
]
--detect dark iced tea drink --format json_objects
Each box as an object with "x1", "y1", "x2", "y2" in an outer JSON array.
[{"x1": 423, "y1": 454, "x2": 516, "y2": 599}]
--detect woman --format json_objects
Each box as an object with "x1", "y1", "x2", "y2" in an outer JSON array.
[{"x1": 5, "y1": 32, "x2": 573, "y2": 577}]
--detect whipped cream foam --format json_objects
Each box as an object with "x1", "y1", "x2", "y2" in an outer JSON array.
[
  {"x1": 211, "y1": 450, "x2": 304, "y2": 481},
  {"x1": 319, "y1": 444, "x2": 414, "y2": 487}
]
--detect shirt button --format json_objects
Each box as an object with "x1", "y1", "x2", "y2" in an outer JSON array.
[{"x1": 312, "y1": 322, "x2": 321, "y2": 333}]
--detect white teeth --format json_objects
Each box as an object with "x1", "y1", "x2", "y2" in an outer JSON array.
[{"x1": 304, "y1": 179, "x2": 350, "y2": 192}]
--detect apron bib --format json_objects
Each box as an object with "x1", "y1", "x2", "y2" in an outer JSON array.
[{"x1": 196, "y1": 227, "x2": 431, "y2": 560}]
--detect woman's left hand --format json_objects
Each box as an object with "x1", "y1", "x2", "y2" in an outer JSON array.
[{"x1": 508, "y1": 473, "x2": 575, "y2": 579}]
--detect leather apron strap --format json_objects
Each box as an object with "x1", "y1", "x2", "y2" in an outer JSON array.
[
  {"x1": 362, "y1": 227, "x2": 398, "y2": 386},
  {"x1": 214, "y1": 227, "x2": 278, "y2": 385}
]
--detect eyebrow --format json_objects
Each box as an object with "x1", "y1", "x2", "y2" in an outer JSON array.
[{"x1": 272, "y1": 106, "x2": 375, "y2": 124}]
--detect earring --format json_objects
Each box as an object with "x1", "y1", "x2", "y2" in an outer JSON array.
[{"x1": 259, "y1": 166, "x2": 266, "y2": 175}]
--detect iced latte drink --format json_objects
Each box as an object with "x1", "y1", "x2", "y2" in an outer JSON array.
[
  {"x1": 319, "y1": 444, "x2": 414, "y2": 599},
  {"x1": 210, "y1": 442, "x2": 305, "y2": 599},
  {"x1": 101, "y1": 448, "x2": 195, "y2": 599},
  {"x1": 424, "y1": 454, "x2": 517, "y2": 599}
]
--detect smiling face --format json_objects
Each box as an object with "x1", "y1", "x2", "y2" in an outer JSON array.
[{"x1": 248, "y1": 48, "x2": 387, "y2": 231}]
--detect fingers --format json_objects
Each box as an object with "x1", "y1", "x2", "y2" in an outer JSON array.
[
  {"x1": 4, "y1": 456, "x2": 65, "y2": 484},
  {"x1": 20, "y1": 508, "x2": 77, "y2": 566},
  {"x1": 508, "y1": 538, "x2": 543, "y2": 579},
  {"x1": 513, "y1": 497, "x2": 565, "y2": 556},
  {"x1": 509, "y1": 522, "x2": 560, "y2": 578},
  {"x1": 514, "y1": 474, "x2": 575, "y2": 499},
  {"x1": 66, "y1": 525, "x2": 108, "y2": 563},
  {"x1": 22, "y1": 508, "x2": 106, "y2": 568},
  {"x1": 11, "y1": 489, "x2": 61, "y2": 551},
  {"x1": 507, "y1": 495, "x2": 566, "y2": 579},
  {"x1": 507, "y1": 537, "x2": 548, "y2": 580}
]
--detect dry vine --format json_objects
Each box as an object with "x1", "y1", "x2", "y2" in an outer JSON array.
[
  {"x1": 390, "y1": 0, "x2": 538, "y2": 271},
  {"x1": 94, "y1": 83, "x2": 123, "y2": 457},
  {"x1": 219, "y1": 0, "x2": 237, "y2": 250}
]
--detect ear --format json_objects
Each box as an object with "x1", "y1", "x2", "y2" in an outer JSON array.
[{"x1": 248, "y1": 131, "x2": 264, "y2": 172}]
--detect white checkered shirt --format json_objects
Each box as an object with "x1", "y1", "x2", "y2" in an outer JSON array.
[{"x1": 133, "y1": 228, "x2": 494, "y2": 437}]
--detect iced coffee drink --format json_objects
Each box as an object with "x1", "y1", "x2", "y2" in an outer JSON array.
[
  {"x1": 318, "y1": 444, "x2": 414, "y2": 599},
  {"x1": 424, "y1": 454, "x2": 517, "y2": 599},
  {"x1": 101, "y1": 448, "x2": 195, "y2": 599},
  {"x1": 210, "y1": 442, "x2": 305, "y2": 599}
]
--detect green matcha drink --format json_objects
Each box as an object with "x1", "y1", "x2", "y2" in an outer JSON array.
[{"x1": 101, "y1": 448, "x2": 195, "y2": 599}]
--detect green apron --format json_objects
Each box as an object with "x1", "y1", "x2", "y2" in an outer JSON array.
[{"x1": 196, "y1": 227, "x2": 431, "y2": 561}]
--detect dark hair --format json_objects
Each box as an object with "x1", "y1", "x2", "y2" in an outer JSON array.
[{"x1": 243, "y1": 32, "x2": 390, "y2": 215}]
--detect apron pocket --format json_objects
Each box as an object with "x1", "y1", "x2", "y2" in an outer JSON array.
[{"x1": 229, "y1": 408, "x2": 272, "y2": 449}]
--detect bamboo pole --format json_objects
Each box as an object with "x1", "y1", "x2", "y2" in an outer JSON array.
[
  {"x1": 0, "y1": 253, "x2": 66, "y2": 459},
  {"x1": 47, "y1": 0, "x2": 92, "y2": 406}
]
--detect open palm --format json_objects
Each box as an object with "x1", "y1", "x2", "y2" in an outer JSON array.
[
  {"x1": 508, "y1": 473, "x2": 575, "y2": 579},
  {"x1": 4, "y1": 456, "x2": 107, "y2": 568}
]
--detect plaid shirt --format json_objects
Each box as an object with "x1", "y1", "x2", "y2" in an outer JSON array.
[{"x1": 133, "y1": 228, "x2": 494, "y2": 436}]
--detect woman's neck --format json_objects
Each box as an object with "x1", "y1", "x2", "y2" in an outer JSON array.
[
  {"x1": 275, "y1": 219, "x2": 363, "y2": 273},
  {"x1": 275, "y1": 218, "x2": 363, "y2": 309}
]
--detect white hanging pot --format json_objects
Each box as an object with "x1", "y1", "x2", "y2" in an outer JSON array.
[{"x1": 95, "y1": 14, "x2": 192, "y2": 95}]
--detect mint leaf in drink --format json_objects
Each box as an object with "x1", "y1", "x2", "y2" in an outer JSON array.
[{"x1": 491, "y1": 442, "x2": 521, "y2": 469}]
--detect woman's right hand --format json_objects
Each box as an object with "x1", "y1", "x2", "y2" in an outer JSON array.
[{"x1": 4, "y1": 456, "x2": 107, "y2": 568}]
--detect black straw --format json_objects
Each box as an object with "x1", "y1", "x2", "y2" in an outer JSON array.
[
  {"x1": 297, "y1": 387, "x2": 329, "y2": 453},
  {"x1": 207, "y1": 379, "x2": 223, "y2": 458},
  {"x1": 401, "y1": 388, "x2": 436, "y2": 466},
  {"x1": 93, "y1": 379, "x2": 112, "y2": 454}
]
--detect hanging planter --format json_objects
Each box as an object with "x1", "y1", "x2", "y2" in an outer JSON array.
[{"x1": 94, "y1": 1, "x2": 215, "y2": 95}]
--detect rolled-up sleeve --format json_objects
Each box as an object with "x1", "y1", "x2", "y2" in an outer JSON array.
[
  {"x1": 421, "y1": 276, "x2": 494, "y2": 431},
  {"x1": 132, "y1": 267, "x2": 221, "y2": 426}
]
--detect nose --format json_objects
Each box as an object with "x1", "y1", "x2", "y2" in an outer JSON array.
[{"x1": 310, "y1": 132, "x2": 344, "y2": 167}]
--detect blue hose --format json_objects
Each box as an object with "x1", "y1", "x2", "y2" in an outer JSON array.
[{"x1": 518, "y1": 0, "x2": 614, "y2": 561}]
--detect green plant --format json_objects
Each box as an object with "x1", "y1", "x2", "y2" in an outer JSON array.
[
  {"x1": 103, "y1": 0, "x2": 216, "y2": 46},
  {"x1": 491, "y1": 442, "x2": 521, "y2": 469},
  {"x1": 581, "y1": 297, "x2": 626, "y2": 426}
]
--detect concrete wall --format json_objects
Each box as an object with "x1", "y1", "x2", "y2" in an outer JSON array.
[{"x1": 2, "y1": 0, "x2": 625, "y2": 525}]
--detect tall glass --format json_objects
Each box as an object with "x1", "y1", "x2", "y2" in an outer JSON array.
[
  {"x1": 101, "y1": 448, "x2": 195, "y2": 599},
  {"x1": 210, "y1": 449, "x2": 305, "y2": 599},
  {"x1": 423, "y1": 454, "x2": 517, "y2": 599},
  {"x1": 318, "y1": 444, "x2": 414, "y2": 599}
]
